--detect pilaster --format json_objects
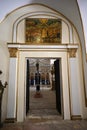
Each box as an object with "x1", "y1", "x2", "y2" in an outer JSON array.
[
  {"x1": 7, "y1": 48, "x2": 18, "y2": 120},
  {"x1": 68, "y1": 48, "x2": 81, "y2": 118}
]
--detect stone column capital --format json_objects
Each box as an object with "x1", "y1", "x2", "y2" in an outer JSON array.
[
  {"x1": 68, "y1": 48, "x2": 77, "y2": 58},
  {"x1": 9, "y1": 48, "x2": 18, "y2": 57}
]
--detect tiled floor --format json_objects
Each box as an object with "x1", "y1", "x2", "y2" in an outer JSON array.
[{"x1": 1, "y1": 86, "x2": 87, "y2": 130}]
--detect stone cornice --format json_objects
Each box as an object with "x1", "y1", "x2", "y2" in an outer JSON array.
[{"x1": 8, "y1": 43, "x2": 78, "y2": 51}]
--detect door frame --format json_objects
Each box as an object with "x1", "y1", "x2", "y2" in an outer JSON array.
[
  {"x1": 54, "y1": 59, "x2": 62, "y2": 114},
  {"x1": 17, "y1": 49, "x2": 71, "y2": 122},
  {"x1": 26, "y1": 59, "x2": 30, "y2": 114},
  {"x1": 26, "y1": 58, "x2": 63, "y2": 117}
]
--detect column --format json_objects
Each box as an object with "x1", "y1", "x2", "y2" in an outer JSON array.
[
  {"x1": 68, "y1": 48, "x2": 81, "y2": 119},
  {"x1": 7, "y1": 48, "x2": 18, "y2": 121}
]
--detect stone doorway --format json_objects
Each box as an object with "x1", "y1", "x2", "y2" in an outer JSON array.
[
  {"x1": 16, "y1": 48, "x2": 70, "y2": 122},
  {"x1": 26, "y1": 58, "x2": 63, "y2": 120}
]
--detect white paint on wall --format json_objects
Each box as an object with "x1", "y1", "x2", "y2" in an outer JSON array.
[
  {"x1": 0, "y1": 41, "x2": 9, "y2": 121},
  {"x1": 73, "y1": 27, "x2": 79, "y2": 43},
  {"x1": 69, "y1": 58, "x2": 81, "y2": 115},
  {"x1": 76, "y1": 48, "x2": 87, "y2": 118},
  {"x1": 7, "y1": 58, "x2": 17, "y2": 118},
  {"x1": 62, "y1": 21, "x2": 69, "y2": 43},
  {"x1": 17, "y1": 20, "x2": 25, "y2": 43},
  {"x1": 77, "y1": 0, "x2": 87, "y2": 52}
]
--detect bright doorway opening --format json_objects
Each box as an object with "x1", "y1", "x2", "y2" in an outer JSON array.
[{"x1": 25, "y1": 58, "x2": 63, "y2": 120}]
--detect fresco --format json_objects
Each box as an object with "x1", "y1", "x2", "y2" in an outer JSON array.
[{"x1": 25, "y1": 18, "x2": 61, "y2": 44}]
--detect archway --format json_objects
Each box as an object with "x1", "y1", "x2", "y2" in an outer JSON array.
[{"x1": 7, "y1": 4, "x2": 83, "y2": 123}]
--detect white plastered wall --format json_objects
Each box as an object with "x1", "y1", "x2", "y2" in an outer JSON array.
[
  {"x1": 69, "y1": 57, "x2": 81, "y2": 116},
  {"x1": 62, "y1": 21, "x2": 69, "y2": 43},
  {"x1": 17, "y1": 20, "x2": 25, "y2": 43},
  {"x1": 76, "y1": 39, "x2": 87, "y2": 118},
  {"x1": 0, "y1": 42, "x2": 9, "y2": 121},
  {"x1": 73, "y1": 27, "x2": 79, "y2": 44},
  {"x1": 7, "y1": 58, "x2": 17, "y2": 118},
  {"x1": 69, "y1": 27, "x2": 87, "y2": 118}
]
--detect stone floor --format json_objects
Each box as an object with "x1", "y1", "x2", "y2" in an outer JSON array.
[
  {"x1": 1, "y1": 86, "x2": 87, "y2": 130},
  {"x1": 29, "y1": 86, "x2": 59, "y2": 117},
  {"x1": 1, "y1": 118, "x2": 87, "y2": 130}
]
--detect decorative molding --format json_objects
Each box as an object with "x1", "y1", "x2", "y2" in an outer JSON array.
[
  {"x1": 68, "y1": 48, "x2": 77, "y2": 58},
  {"x1": 9, "y1": 48, "x2": 18, "y2": 57}
]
